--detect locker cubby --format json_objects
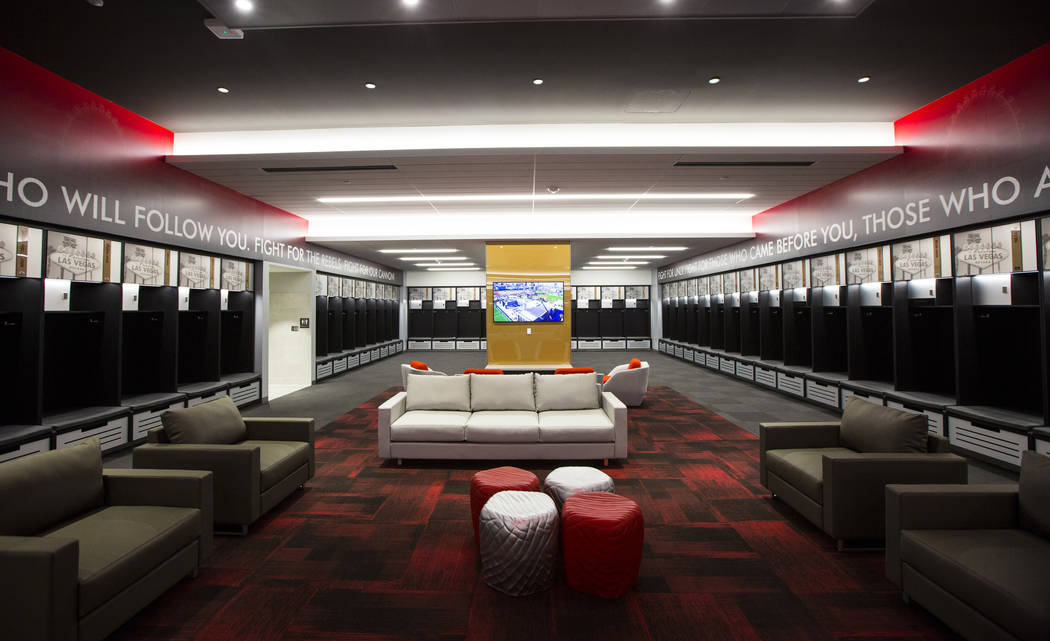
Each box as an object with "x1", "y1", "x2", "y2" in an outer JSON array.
[
  {"x1": 575, "y1": 304, "x2": 601, "y2": 339},
  {"x1": 221, "y1": 291, "x2": 254, "y2": 375},
  {"x1": 326, "y1": 296, "x2": 343, "y2": 353},
  {"x1": 724, "y1": 296, "x2": 741, "y2": 353},
  {"x1": 811, "y1": 286, "x2": 847, "y2": 374},
  {"x1": 366, "y1": 299, "x2": 378, "y2": 345},
  {"x1": 695, "y1": 298, "x2": 711, "y2": 346},
  {"x1": 433, "y1": 307, "x2": 458, "y2": 339},
  {"x1": 739, "y1": 294, "x2": 760, "y2": 356},
  {"x1": 599, "y1": 305, "x2": 625, "y2": 339},
  {"x1": 847, "y1": 284, "x2": 894, "y2": 384},
  {"x1": 759, "y1": 290, "x2": 782, "y2": 361},
  {"x1": 315, "y1": 296, "x2": 329, "y2": 356},
  {"x1": 782, "y1": 292, "x2": 811, "y2": 367},
  {"x1": 684, "y1": 298, "x2": 697, "y2": 344},
  {"x1": 410, "y1": 304, "x2": 435, "y2": 338},
  {"x1": 709, "y1": 297, "x2": 725, "y2": 350},
  {"x1": 354, "y1": 298, "x2": 368, "y2": 347},
  {"x1": 661, "y1": 299, "x2": 672, "y2": 340},
  {"x1": 0, "y1": 277, "x2": 42, "y2": 427},
  {"x1": 457, "y1": 306, "x2": 483, "y2": 339},
  {"x1": 341, "y1": 298, "x2": 357, "y2": 351},
  {"x1": 122, "y1": 286, "x2": 177, "y2": 398},
  {"x1": 178, "y1": 289, "x2": 220, "y2": 386},
  {"x1": 893, "y1": 279, "x2": 955, "y2": 397},
  {"x1": 673, "y1": 299, "x2": 686, "y2": 341}
]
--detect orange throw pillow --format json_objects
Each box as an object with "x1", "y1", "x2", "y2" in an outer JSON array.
[
  {"x1": 409, "y1": 360, "x2": 429, "y2": 371},
  {"x1": 555, "y1": 367, "x2": 595, "y2": 374},
  {"x1": 603, "y1": 375, "x2": 610, "y2": 384},
  {"x1": 628, "y1": 358, "x2": 642, "y2": 369},
  {"x1": 464, "y1": 368, "x2": 503, "y2": 375}
]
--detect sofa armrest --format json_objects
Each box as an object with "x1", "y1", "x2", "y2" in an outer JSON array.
[
  {"x1": 147, "y1": 427, "x2": 170, "y2": 443},
  {"x1": 103, "y1": 469, "x2": 214, "y2": 561},
  {"x1": 132, "y1": 443, "x2": 261, "y2": 527},
  {"x1": 759, "y1": 422, "x2": 840, "y2": 486},
  {"x1": 0, "y1": 536, "x2": 78, "y2": 641},
  {"x1": 601, "y1": 391, "x2": 628, "y2": 459},
  {"x1": 378, "y1": 392, "x2": 407, "y2": 459},
  {"x1": 885, "y1": 484, "x2": 1019, "y2": 586},
  {"x1": 245, "y1": 417, "x2": 315, "y2": 477},
  {"x1": 821, "y1": 453, "x2": 968, "y2": 542},
  {"x1": 927, "y1": 434, "x2": 950, "y2": 453}
]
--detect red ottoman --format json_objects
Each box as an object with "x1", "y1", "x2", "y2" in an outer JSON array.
[
  {"x1": 470, "y1": 466, "x2": 540, "y2": 543},
  {"x1": 562, "y1": 492, "x2": 644, "y2": 598}
]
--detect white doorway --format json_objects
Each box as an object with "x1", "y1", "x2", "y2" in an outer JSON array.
[{"x1": 263, "y1": 263, "x2": 314, "y2": 401}]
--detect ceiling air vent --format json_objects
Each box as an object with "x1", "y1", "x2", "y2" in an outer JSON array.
[
  {"x1": 673, "y1": 161, "x2": 814, "y2": 167},
  {"x1": 261, "y1": 164, "x2": 398, "y2": 173}
]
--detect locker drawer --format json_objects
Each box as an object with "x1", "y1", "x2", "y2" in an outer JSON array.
[
  {"x1": 705, "y1": 354, "x2": 720, "y2": 369},
  {"x1": 577, "y1": 339, "x2": 602, "y2": 350},
  {"x1": 755, "y1": 366, "x2": 777, "y2": 388},
  {"x1": 885, "y1": 401, "x2": 945, "y2": 436},
  {"x1": 316, "y1": 361, "x2": 333, "y2": 379},
  {"x1": 408, "y1": 340, "x2": 432, "y2": 350},
  {"x1": 673, "y1": 346, "x2": 684, "y2": 358},
  {"x1": 456, "y1": 340, "x2": 481, "y2": 350},
  {"x1": 430, "y1": 340, "x2": 455, "y2": 351},
  {"x1": 627, "y1": 339, "x2": 651, "y2": 350},
  {"x1": 776, "y1": 372, "x2": 805, "y2": 397},
  {"x1": 229, "y1": 381, "x2": 261, "y2": 407},
  {"x1": 840, "y1": 388, "x2": 882, "y2": 408},
  {"x1": 571, "y1": 340, "x2": 579, "y2": 350},
  {"x1": 719, "y1": 358, "x2": 736, "y2": 375},
  {"x1": 347, "y1": 353, "x2": 361, "y2": 368},
  {"x1": 371, "y1": 348, "x2": 381, "y2": 360},
  {"x1": 0, "y1": 436, "x2": 51, "y2": 463},
  {"x1": 332, "y1": 357, "x2": 348, "y2": 374},
  {"x1": 56, "y1": 416, "x2": 129, "y2": 452},
  {"x1": 735, "y1": 362, "x2": 754, "y2": 381},
  {"x1": 805, "y1": 380, "x2": 839, "y2": 408},
  {"x1": 948, "y1": 417, "x2": 1028, "y2": 467},
  {"x1": 1036, "y1": 438, "x2": 1050, "y2": 456},
  {"x1": 187, "y1": 390, "x2": 227, "y2": 407},
  {"x1": 683, "y1": 348, "x2": 694, "y2": 361},
  {"x1": 132, "y1": 402, "x2": 186, "y2": 441},
  {"x1": 359, "y1": 350, "x2": 371, "y2": 364},
  {"x1": 602, "y1": 339, "x2": 626, "y2": 350}
]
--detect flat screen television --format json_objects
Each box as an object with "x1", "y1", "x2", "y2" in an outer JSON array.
[{"x1": 493, "y1": 281, "x2": 564, "y2": 323}]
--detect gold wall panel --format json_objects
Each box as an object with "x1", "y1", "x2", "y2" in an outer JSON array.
[{"x1": 486, "y1": 242, "x2": 571, "y2": 368}]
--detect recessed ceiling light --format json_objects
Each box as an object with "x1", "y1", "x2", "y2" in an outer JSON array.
[
  {"x1": 398, "y1": 256, "x2": 469, "y2": 261},
  {"x1": 606, "y1": 246, "x2": 687, "y2": 252},
  {"x1": 588, "y1": 261, "x2": 649, "y2": 266},
  {"x1": 416, "y1": 262, "x2": 476, "y2": 267},
  {"x1": 595, "y1": 255, "x2": 666, "y2": 259},
  {"x1": 582, "y1": 266, "x2": 638, "y2": 270},
  {"x1": 428, "y1": 267, "x2": 480, "y2": 271},
  {"x1": 379, "y1": 248, "x2": 459, "y2": 253},
  {"x1": 546, "y1": 185, "x2": 560, "y2": 194},
  {"x1": 402, "y1": 0, "x2": 419, "y2": 6},
  {"x1": 234, "y1": 0, "x2": 253, "y2": 11},
  {"x1": 532, "y1": 78, "x2": 544, "y2": 85},
  {"x1": 318, "y1": 192, "x2": 752, "y2": 204},
  {"x1": 659, "y1": 0, "x2": 675, "y2": 4},
  {"x1": 364, "y1": 82, "x2": 377, "y2": 90},
  {"x1": 857, "y1": 76, "x2": 871, "y2": 83},
  {"x1": 708, "y1": 76, "x2": 721, "y2": 85}
]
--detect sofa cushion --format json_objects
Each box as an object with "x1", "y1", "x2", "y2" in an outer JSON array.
[
  {"x1": 241, "y1": 440, "x2": 311, "y2": 491},
  {"x1": 390, "y1": 410, "x2": 470, "y2": 442},
  {"x1": 466, "y1": 411, "x2": 540, "y2": 443},
  {"x1": 538, "y1": 409, "x2": 615, "y2": 443},
  {"x1": 406, "y1": 374, "x2": 470, "y2": 412},
  {"x1": 840, "y1": 397, "x2": 927, "y2": 454},
  {"x1": 0, "y1": 438, "x2": 103, "y2": 536},
  {"x1": 470, "y1": 373, "x2": 535, "y2": 411},
  {"x1": 764, "y1": 447, "x2": 855, "y2": 503},
  {"x1": 162, "y1": 395, "x2": 245, "y2": 445},
  {"x1": 535, "y1": 373, "x2": 599, "y2": 411},
  {"x1": 43, "y1": 505, "x2": 201, "y2": 616},
  {"x1": 900, "y1": 528, "x2": 1050, "y2": 641},
  {"x1": 1020, "y1": 450, "x2": 1050, "y2": 538}
]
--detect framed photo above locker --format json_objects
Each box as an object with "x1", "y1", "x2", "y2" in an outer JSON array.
[
  {"x1": 46, "y1": 230, "x2": 121, "y2": 282},
  {"x1": 0, "y1": 222, "x2": 43, "y2": 278},
  {"x1": 953, "y1": 220, "x2": 1036, "y2": 275},
  {"x1": 808, "y1": 253, "x2": 844, "y2": 287},
  {"x1": 758, "y1": 264, "x2": 778, "y2": 291},
  {"x1": 891, "y1": 234, "x2": 951, "y2": 280},
  {"x1": 845, "y1": 245, "x2": 891, "y2": 283},
  {"x1": 124, "y1": 243, "x2": 177, "y2": 286}
]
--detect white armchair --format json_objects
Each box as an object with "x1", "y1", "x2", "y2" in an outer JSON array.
[
  {"x1": 602, "y1": 360, "x2": 649, "y2": 406},
  {"x1": 400, "y1": 362, "x2": 447, "y2": 388}
]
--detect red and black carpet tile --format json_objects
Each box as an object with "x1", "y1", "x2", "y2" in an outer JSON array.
[{"x1": 111, "y1": 386, "x2": 959, "y2": 641}]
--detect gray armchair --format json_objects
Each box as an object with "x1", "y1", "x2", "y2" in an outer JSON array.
[
  {"x1": 0, "y1": 439, "x2": 212, "y2": 641},
  {"x1": 760, "y1": 398, "x2": 968, "y2": 547},
  {"x1": 133, "y1": 397, "x2": 314, "y2": 533},
  {"x1": 885, "y1": 451, "x2": 1050, "y2": 641}
]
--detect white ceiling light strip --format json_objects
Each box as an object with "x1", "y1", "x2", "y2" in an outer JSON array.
[
  {"x1": 317, "y1": 192, "x2": 753, "y2": 204},
  {"x1": 378, "y1": 248, "x2": 459, "y2": 253},
  {"x1": 172, "y1": 122, "x2": 895, "y2": 156}
]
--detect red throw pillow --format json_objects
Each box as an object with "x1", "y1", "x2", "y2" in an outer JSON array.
[
  {"x1": 555, "y1": 367, "x2": 595, "y2": 374},
  {"x1": 464, "y1": 368, "x2": 504, "y2": 375},
  {"x1": 628, "y1": 358, "x2": 642, "y2": 369},
  {"x1": 409, "y1": 360, "x2": 429, "y2": 371}
]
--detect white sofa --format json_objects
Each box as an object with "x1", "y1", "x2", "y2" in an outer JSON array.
[
  {"x1": 399, "y1": 363, "x2": 446, "y2": 388},
  {"x1": 602, "y1": 360, "x2": 650, "y2": 407},
  {"x1": 378, "y1": 372, "x2": 627, "y2": 463}
]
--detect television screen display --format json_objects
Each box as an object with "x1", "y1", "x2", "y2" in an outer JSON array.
[{"x1": 493, "y1": 281, "x2": 564, "y2": 322}]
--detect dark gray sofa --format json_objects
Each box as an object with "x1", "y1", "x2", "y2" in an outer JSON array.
[
  {"x1": 133, "y1": 396, "x2": 314, "y2": 532},
  {"x1": 760, "y1": 398, "x2": 968, "y2": 547},
  {"x1": 886, "y1": 450, "x2": 1050, "y2": 641},
  {"x1": 0, "y1": 438, "x2": 213, "y2": 641}
]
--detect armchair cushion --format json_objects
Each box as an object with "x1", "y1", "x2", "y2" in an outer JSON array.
[
  {"x1": 42, "y1": 505, "x2": 201, "y2": 616},
  {"x1": 765, "y1": 447, "x2": 854, "y2": 502},
  {"x1": 161, "y1": 396, "x2": 245, "y2": 445},
  {"x1": 244, "y1": 440, "x2": 311, "y2": 491},
  {"x1": 535, "y1": 373, "x2": 599, "y2": 411},
  {"x1": 406, "y1": 374, "x2": 470, "y2": 412},
  {"x1": 0, "y1": 438, "x2": 103, "y2": 536},
  {"x1": 470, "y1": 372, "x2": 535, "y2": 411},
  {"x1": 840, "y1": 397, "x2": 927, "y2": 454},
  {"x1": 1019, "y1": 450, "x2": 1050, "y2": 538},
  {"x1": 900, "y1": 528, "x2": 1050, "y2": 641}
]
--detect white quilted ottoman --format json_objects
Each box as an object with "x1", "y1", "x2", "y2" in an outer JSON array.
[
  {"x1": 479, "y1": 490, "x2": 559, "y2": 596},
  {"x1": 543, "y1": 466, "x2": 615, "y2": 509}
]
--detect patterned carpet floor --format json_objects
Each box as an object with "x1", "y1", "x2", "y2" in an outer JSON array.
[{"x1": 112, "y1": 386, "x2": 959, "y2": 641}]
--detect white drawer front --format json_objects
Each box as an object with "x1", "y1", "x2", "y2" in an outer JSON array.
[
  {"x1": 683, "y1": 348, "x2": 694, "y2": 361},
  {"x1": 602, "y1": 339, "x2": 626, "y2": 350},
  {"x1": 380, "y1": 346, "x2": 389, "y2": 358},
  {"x1": 627, "y1": 339, "x2": 651, "y2": 350},
  {"x1": 408, "y1": 340, "x2": 432, "y2": 350},
  {"x1": 56, "y1": 417, "x2": 129, "y2": 452},
  {"x1": 0, "y1": 436, "x2": 51, "y2": 463},
  {"x1": 805, "y1": 381, "x2": 839, "y2": 408},
  {"x1": 456, "y1": 340, "x2": 480, "y2": 350},
  {"x1": 229, "y1": 381, "x2": 261, "y2": 407},
  {"x1": 332, "y1": 357, "x2": 348, "y2": 374},
  {"x1": 370, "y1": 348, "x2": 381, "y2": 360},
  {"x1": 754, "y1": 366, "x2": 777, "y2": 388},
  {"x1": 719, "y1": 358, "x2": 736, "y2": 375},
  {"x1": 777, "y1": 373, "x2": 805, "y2": 397},
  {"x1": 948, "y1": 417, "x2": 1029, "y2": 467},
  {"x1": 347, "y1": 353, "x2": 361, "y2": 368},
  {"x1": 571, "y1": 340, "x2": 579, "y2": 350},
  {"x1": 316, "y1": 361, "x2": 333, "y2": 379},
  {"x1": 1036, "y1": 438, "x2": 1050, "y2": 455},
  {"x1": 735, "y1": 362, "x2": 755, "y2": 381},
  {"x1": 885, "y1": 401, "x2": 945, "y2": 436},
  {"x1": 188, "y1": 391, "x2": 227, "y2": 407},
  {"x1": 578, "y1": 339, "x2": 602, "y2": 350},
  {"x1": 132, "y1": 402, "x2": 185, "y2": 441},
  {"x1": 840, "y1": 388, "x2": 882, "y2": 408},
  {"x1": 430, "y1": 340, "x2": 455, "y2": 351},
  {"x1": 673, "y1": 346, "x2": 683, "y2": 358},
  {"x1": 705, "y1": 354, "x2": 720, "y2": 369}
]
